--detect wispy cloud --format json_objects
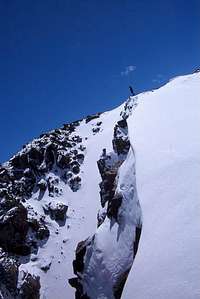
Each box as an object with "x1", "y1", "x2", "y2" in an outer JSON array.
[
  {"x1": 152, "y1": 73, "x2": 164, "y2": 83},
  {"x1": 121, "y1": 65, "x2": 136, "y2": 76}
]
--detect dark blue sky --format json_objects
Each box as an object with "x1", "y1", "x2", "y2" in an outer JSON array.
[{"x1": 0, "y1": 0, "x2": 199, "y2": 162}]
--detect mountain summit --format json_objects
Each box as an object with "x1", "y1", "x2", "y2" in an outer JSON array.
[{"x1": 0, "y1": 72, "x2": 200, "y2": 299}]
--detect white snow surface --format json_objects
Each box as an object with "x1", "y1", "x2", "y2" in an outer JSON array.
[{"x1": 122, "y1": 72, "x2": 200, "y2": 299}]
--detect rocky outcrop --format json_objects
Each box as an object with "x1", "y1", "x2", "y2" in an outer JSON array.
[
  {"x1": 97, "y1": 119, "x2": 131, "y2": 221},
  {"x1": 0, "y1": 202, "x2": 29, "y2": 255},
  {"x1": 69, "y1": 115, "x2": 142, "y2": 299},
  {"x1": 18, "y1": 272, "x2": 40, "y2": 299},
  {"x1": 43, "y1": 201, "x2": 68, "y2": 222},
  {"x1": 85, "y1": 113, "x2": 101, "y2": 124},
  {"x1": 1, "y1": 119, "x2": 86, "y2": 203},
  {"x1": 0, "y1": 249, "x2": 19, "y2": 295},
  {"x1": 112, "y1": 119, "x2": 130, "y2": 155},
  {"x1": 0, "y1": 249, "x2": 40, "y2": 299},
  {"x1": 0, "y1": 116, "x2": 87, "y2": 296},
  {"x1": 69, "y1": 238, "x2": 92, "y2": 299}
]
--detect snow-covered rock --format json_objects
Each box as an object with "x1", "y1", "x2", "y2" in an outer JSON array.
[{"x1": 0, "y1": 71, "x2": 199, "y2": 299}]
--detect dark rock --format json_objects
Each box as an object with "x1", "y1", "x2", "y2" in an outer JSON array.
[
  {"x1": 28, "y1": 147, "x2": 44, "y2": 165},
  {"x1": 112, "y1": 120, "x2": 130, "y2": 155},
  {"x1": 62, "y1": 123, "x2": 76, "y2": 133},
  {"x1": 10, "y1": 153, "x2": 28, "y2": 169},
  {"x1": 85, "y1": 113, "x2": 101, "y2": 123},
  {"x1": 76, "y1": 153, "x2": 84, "y2": 164},
  {"x1": 57, "y1": 153, "x2": 71, "y2": 169},
  {"x1": 69, "y1": 237, "x2": 93, "y2": 298},
  {"x1": 0, "y1": 249, "x2": 19, "y2": 293},
  {"x1": 47, "y1": 177, "x2": 60, "y2": 197},
  {"x1": 19, "y1": 273, "x2": 40, "y2": 299},
  {"x1": 68, "y1": 176, "x2": 81, "y2": 192},
  {"x1": 73, "y1": 238, "x2": 91, "y2": 275},
  {"x1": 37, "y1": 179, "x2": 47, "y2": 191},
  {"x1": 194, "y1": 68, "x2": 200, "y2": 73},
  {"x1": 72, "y1": 149, "x2": 78, "y2": 156},
  {"x1": 40, "y1": 261, "x2": 52, "y2": 272},
  {"x1": 28, "y1": 218, "x2": 40, "y2": 232},
  {"x1": 10, "y1": 170, "x2": 24, "y2": 181},
  {"x1": 68, "y1": 278, "x2": 90, "y2": 299},
  {"x1": 44, "y1": 202, "x2": 68, "y2": 221},
  {"x1": 107, "y1": 193, "x2": 122, "y2": 221},
  {"x1": 63, "y1": 171, "x2": 73, "y2": 181},
  {"x1": 0, "y1": 204, "x2": 29, "y2": 254},
  {"x1": 72, "y1": 136, "x2": 82, "y2": 143},
  {"x1": 63, "y1": 141, "x2": 73, "y2": 148},
  {"x1": 0, "y1": 188, "x2": 9, "y2": 199},
  {"x1": 23, "y1": 168, "x2": 34, "y2": 178},
  {"x1": 0, "y1": 169, "x2": 10, "y2": 183},
  {"x1": 28, "y1": 217, "x2": 49, "y2": 240},
  {"x1": 97, "y1": 154, "x2": 118, "y2": 207},
  {"x1": 92, "y1": 127, "x2": 100, "y2": 134},
  {"x1": 117, "y1": 119, "x2": 127, "y2": 128},
  {"x1": 70, "y1": 161, "x2": 80, "y2": 168},
  {"x1": 68, "y1": 277, "x2": 79, "y2": 288},
  {"x1": 79, "y1": 145, "x2": 86, "y2": 152},
  {"x1": 97, "y1": 209, "x2": 107, "y2": 227},
  {"x1": 113, "y1": 137, "x2": 130, "y2": 155},
  {"x1": 72, "y1": 165, "x2": 80, "y2": 175},
  {"x1": 36, "y1": 223, "x2": 49, "y2": 240},
  {"x1": 44, "y1": 144, "x2": 55, "y2": 169}
]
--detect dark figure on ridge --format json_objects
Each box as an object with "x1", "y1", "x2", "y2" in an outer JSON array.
[{"x1": 129, "y1": 85, "x2": 135, "y2": 96}]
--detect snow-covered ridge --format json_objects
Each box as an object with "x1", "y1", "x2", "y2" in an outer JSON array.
[
  {"x1": 0, "y1": 71, "x2": 200, "y2": 299},
  {"x1": 122, "y1": 70, "x2": 200, "y2": 299},
  {"x1": 0, "y1": 91, "x2": 138, "y2": 298}
]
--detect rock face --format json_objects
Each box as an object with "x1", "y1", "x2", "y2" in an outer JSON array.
[
  {"x1": 43, "y1": 201, "x2": 68, "y2": 222},
  {"x1": 0, "y1": 249, "x2": 19, "y2": 295},
  {"x1": 85, "y1": 113, "x2": 101, "y2": 124},
  {"x1": 97, "y1": 119, "x2": 130, "y2": 220},
  {"x1": 19, "y1": 272, "x2": 40, "y2": 299},
  {"x1": 69, "y1": 117, "x2": 142, "y2": 299},
  {"x1": 0, "y1": 248, "x2": 40, "y2": 299},
  {"x1": 0, "y1": 202, "x2": 29, "y2": 255},
  {"x1": 0, "y1": 115, "x2": 88, "y2": 297}
]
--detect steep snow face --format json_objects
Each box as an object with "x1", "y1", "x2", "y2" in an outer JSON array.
[{"x1": 122, "y1": 72, "x2": 200, "y2": 299}]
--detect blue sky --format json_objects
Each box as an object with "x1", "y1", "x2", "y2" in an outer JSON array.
[{"x1": 0, "y1": 0, "x2": 199, "y2": 162}]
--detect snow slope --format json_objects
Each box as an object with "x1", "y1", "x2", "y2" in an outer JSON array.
[
  {"x1": 122, "y1": 72, "x2": 200, "y2": 299},
  {"x1": 1, "y1": 71, "x2": 199, "y2": 299},
  {"x1": 17, "y1": 107, "x2": 124, "y2": 299}
]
